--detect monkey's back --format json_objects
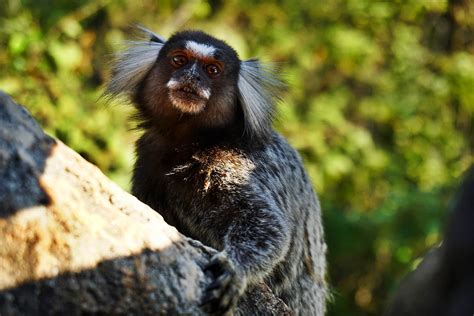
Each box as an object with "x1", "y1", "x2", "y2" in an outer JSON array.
[
  {"x1": 132, "y1": 131, "x2": 327, "y2": 315},
  {"x1": 246, "y1": 133, "x2": 327, "y2": 315}
]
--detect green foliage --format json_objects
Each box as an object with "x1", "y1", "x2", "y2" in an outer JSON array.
[{"x1": 1, "y1": 1, "x2": 472, "y2": 315}]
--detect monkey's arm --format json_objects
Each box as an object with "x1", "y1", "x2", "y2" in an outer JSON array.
[
  {"x1": 223, "y1": 202, "x2": 291, "y2": 281},
  {"x1": 201, "y1": 194, "x2": 291, "y2": 314}
]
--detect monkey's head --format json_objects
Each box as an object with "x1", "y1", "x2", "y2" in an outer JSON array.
[{"x1": 106, "y1": 27, "x2": 281, "y2": 139}]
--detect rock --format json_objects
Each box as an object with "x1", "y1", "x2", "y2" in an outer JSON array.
[{"x1": 0, "y1": 91, "x2": 291, "y2": 315}]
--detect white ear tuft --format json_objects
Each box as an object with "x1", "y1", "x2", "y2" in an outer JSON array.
[
  {"x1": 238, "y1": 59, "x2": 283, "y2": 139},
  {"x1": 105, "y1": 26, "x2": 165, "y2": 100}
]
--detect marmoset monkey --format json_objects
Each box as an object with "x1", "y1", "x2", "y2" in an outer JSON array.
[{"x1": 106, "y1": 27, "x2": 327, "y2": 315}]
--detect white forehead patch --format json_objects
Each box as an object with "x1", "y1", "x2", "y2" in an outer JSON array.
[{"x1": 185, "y1": 40, "x2": 216, "y2": 58}]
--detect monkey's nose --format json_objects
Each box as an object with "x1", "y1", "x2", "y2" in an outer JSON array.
[
  {"x1": 188, "y1": 70, "x2": 201, "y2": 82},
  {"x1": 184, "y1": 72, "x2": 201, "y2": 82},
  {"x1": 188, "y1": 62, "x2": 201, "y2": 81}
]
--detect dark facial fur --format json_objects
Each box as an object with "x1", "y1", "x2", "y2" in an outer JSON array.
[
  {"x1": 105, "y1": 27, "x2": 327, "y2": 315},
  {"x1": 135, "y1": 31, "x2": 242, "y2": 136}
]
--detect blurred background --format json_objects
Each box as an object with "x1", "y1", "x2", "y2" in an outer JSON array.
[{"x1": 0, "y1": 0, "x2": 473, "y2": 315}]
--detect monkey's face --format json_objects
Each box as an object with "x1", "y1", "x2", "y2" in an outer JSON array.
[
  {"x1": 108, "y1": 28, "x2": 279, "y2": 138},
  {"x1": 165, "y1": 44, "x2": 224, "y2": 115},
  {"x1": 145, "y1": 32, "x2": 241, "y2": 127}
]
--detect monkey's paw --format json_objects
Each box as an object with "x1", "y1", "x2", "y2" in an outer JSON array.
[{"x1": 200, "y1": 253, "x2": 246, "y2": 315}]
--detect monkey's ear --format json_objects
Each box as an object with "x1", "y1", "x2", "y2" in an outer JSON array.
[
  {"x1": 104, "y1": 26, "x2": 166, "y2": 100},
  {"x1": 136, "y1": 25, "x2": 166, "y2": 44},
  {"x1": 238, "y1": 59, "x2": 283, "y2": 139}
]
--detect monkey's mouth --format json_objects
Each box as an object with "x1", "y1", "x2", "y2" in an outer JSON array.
[
  {"x1": 174, "y1": 86, "x2": 207, "y2": 101},
  {"x1": 168, "y1": 85, "x2": 210, "y2": 114}
]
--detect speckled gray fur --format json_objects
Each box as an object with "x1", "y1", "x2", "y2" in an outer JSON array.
[{"x1": 132, "y1": 131, "x2": 327, "y2": 315}]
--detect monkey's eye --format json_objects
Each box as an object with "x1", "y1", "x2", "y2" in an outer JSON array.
[
  {"x1": 206, "y1": 64, "x2": 221, "y2": 77},
  {"x1": 171, "y1": 55, "x2": 188, "y2": 67}
]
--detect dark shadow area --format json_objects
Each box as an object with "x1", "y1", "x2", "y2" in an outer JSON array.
[
  {"x1": 0, "y1": 246, "x2": 286, "y2": 315},
  {"x1": 442, "y1": 166, "x2": 474, "y2": 315},
  {"x1": 0, "y1": 249, "x2": 204, "y2": 315},
  {"x1": 385, "y1": 166, "x2": 474, "y2": 316},
  {"x1": 0, "y1": 91, "x2": 55, "y2": 218}
]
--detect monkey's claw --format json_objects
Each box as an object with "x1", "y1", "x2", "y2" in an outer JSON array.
[{"x1": 200, "y1": 253, "x2": 245, "y2": 315}]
